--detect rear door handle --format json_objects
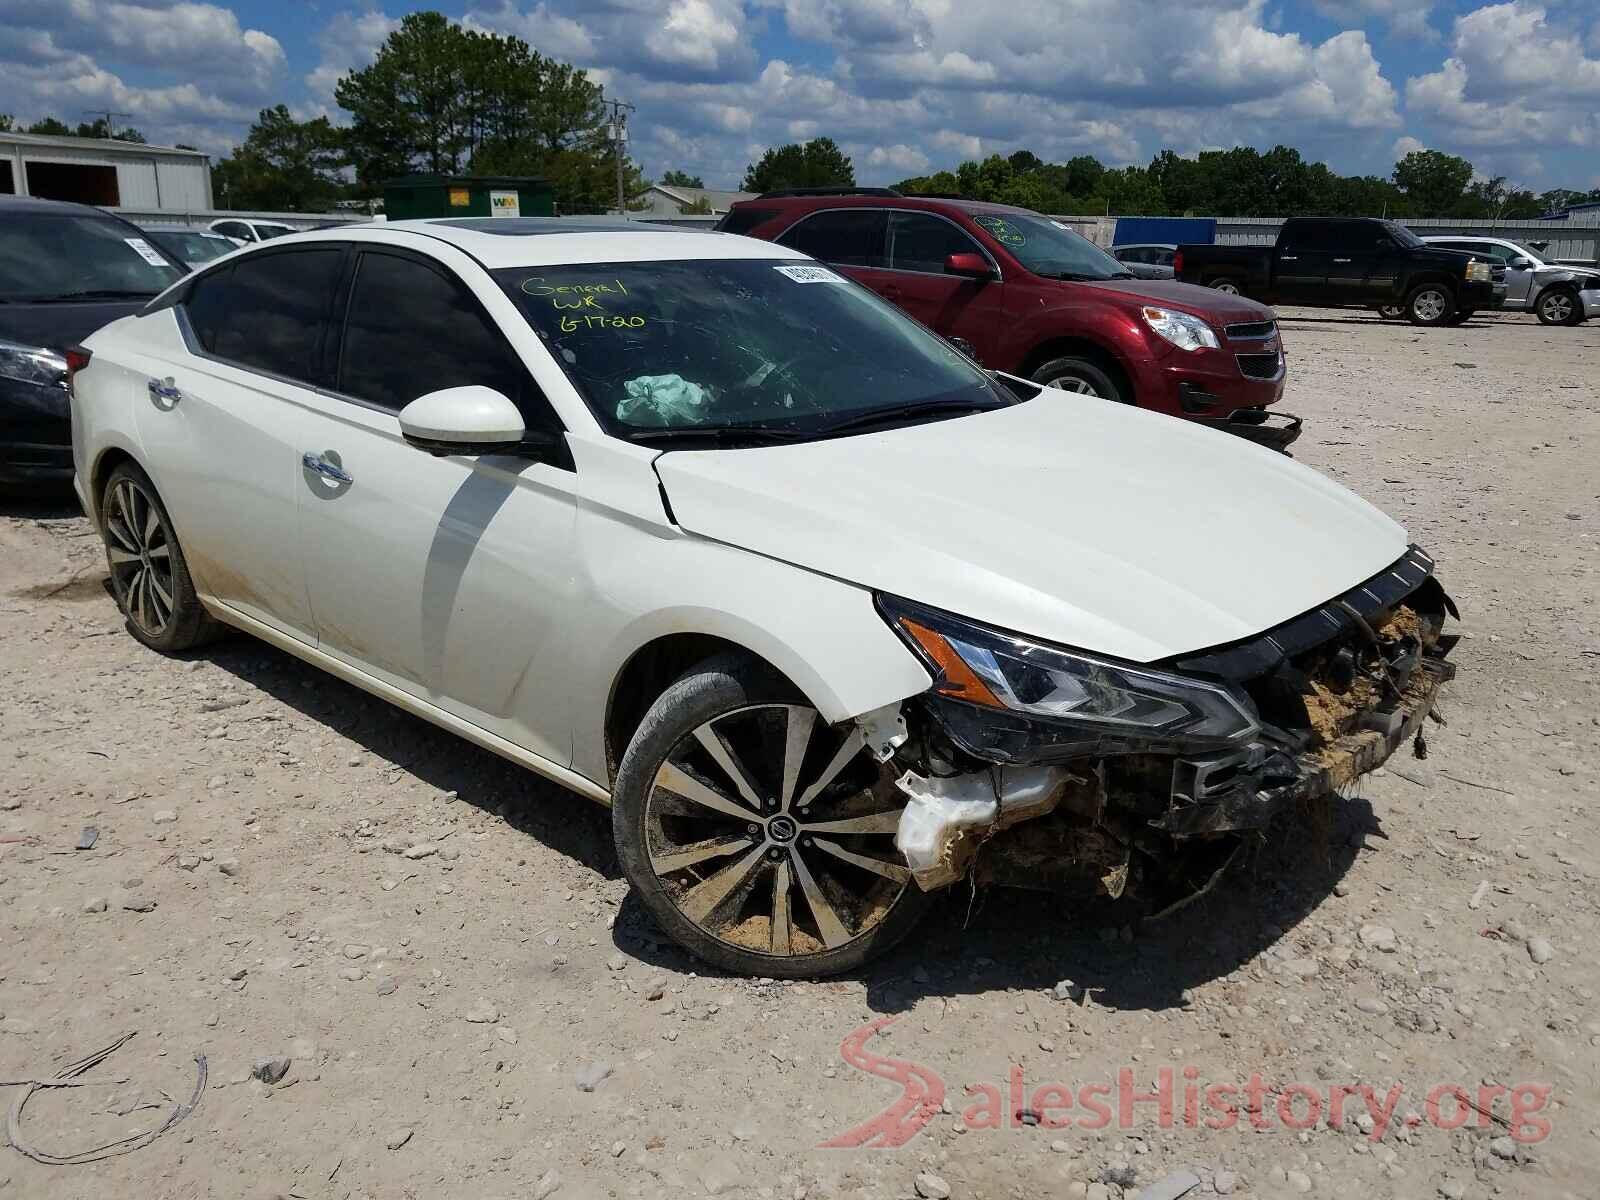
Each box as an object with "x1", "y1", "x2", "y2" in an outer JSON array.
[
  {"x1": 301, "y1": 451, "x2": 353, "y2": 484},
  {"x1": 147, "y1": 377, "x2": 180, "y2": 403}
]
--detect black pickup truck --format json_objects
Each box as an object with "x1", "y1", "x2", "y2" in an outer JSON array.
[{"x1": 1175, "y1": 217, "x2": 1506, "y2": 326}]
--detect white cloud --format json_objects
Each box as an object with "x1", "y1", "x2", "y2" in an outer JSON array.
[
  {"x1": 1311, "y1": 0, "x2": 1436, "y2": 40},
  {"x1": 1405, "y1": 4, "x2": 1600, "y2": 153},
  {"x1": 303, "y1": 10, "x2": 401, "y2": 115},
  {"x1": 1392, "y1": 134, "x2": 1426, "y2": 158}
]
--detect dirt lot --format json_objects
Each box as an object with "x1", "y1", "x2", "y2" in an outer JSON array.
[{"x1": 2, "y1": 308, "x2": 1597, "y2": 1200}]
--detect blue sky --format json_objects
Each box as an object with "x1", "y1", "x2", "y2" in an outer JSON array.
[{"x1": 3, "y1": 1, "x2": 1598, "y2": 193}]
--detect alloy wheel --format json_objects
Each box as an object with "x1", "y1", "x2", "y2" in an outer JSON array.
[
  {"x1": 1413, "y1": 289, "x2": 1448, "y2": 322},
  {"x1": 644, "y1": 703, "x2": 911, "y2": 960},
  {"x1": 1211, "y1": 280, "x2": 1241, "y2": 295},
  {"x1": 105, "y1": 478, "x2": 175, "y2": 637},
  {"x1": 1539, "y1": 292, "x2": 1574, "y2": 323},
  {"x1": 1044, "y1": 374, "x2": 1102, "y2": 396}
]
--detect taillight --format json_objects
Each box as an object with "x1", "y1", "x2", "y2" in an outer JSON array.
[
  {"x1": 1172, "y1": 249, "x2": 1184, "y2": 276},
  {"x1": 64, "y1": 345, "x2": 92, "y2": 394}
]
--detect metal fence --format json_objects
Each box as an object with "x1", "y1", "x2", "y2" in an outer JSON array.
[{"x1": 1054, "y1": 213, "x2": 1599, "y2": 264}]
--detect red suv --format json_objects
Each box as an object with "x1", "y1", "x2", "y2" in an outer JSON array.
[{"x1": 720, "y1": 191, "x2": 1299, "y2": 449}]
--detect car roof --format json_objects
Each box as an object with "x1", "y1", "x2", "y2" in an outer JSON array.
[
  {"x1": 0, "y1": 194, "x2": 125, "y2": 218},
  {"x1": 731, "y1": 192, "x2": 1046, "y2": 220},
  {"x1": 143, "y1": 225, "x2": 230, "y2": 235},
  {"x1": 1422, "y1": 235, "x2": 1510, "y2": 244},
  {"x1": 264, "y1": 217, "x2": 813, "y2": 269}
]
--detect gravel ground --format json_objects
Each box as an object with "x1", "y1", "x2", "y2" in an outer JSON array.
[{"x1": 1, "y1": 306, "x2": 1596, "y2": 1200}]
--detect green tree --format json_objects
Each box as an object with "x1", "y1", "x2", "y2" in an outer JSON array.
[
  {"x1": 0, "y1": 114, "x2": 12, "y2": 132},
  {"x1": 661, "y1": 169, "x2": 704, "y2": 188},
  {"x1": 334, "y1": 12, "x2": 630, "y2": 212},
  {"x1": 1392, "y1": 149, "x2": 1474, "y2": 216},
  {"x1": 25, "y1": 117, "x2": 71, "y2": 135},
  {"x1": 741, "y1": 137, "x2": 854, "y2": 192},
  {"x1": 211, "y1": 106, "x2": 345, "y2": 212}
]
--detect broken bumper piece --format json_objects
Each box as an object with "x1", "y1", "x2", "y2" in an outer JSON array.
[{"x1": 1195, "y1": 407, "x2": 1303, "y2": 452}]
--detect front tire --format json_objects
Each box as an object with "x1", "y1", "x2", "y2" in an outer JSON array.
[
  {"x1": 1535, "y1": 286, "x2": 1580, "y2": 326},
  {"x1": 1030, "y1": 356, "x2": 1127, "y2": 403},
  {"x1": 1206, "y1": 278, "x2": 1241, "y2": 295},
  {"x1": 100, "y1": 462, "x2": 222, "y2": 653},
  {"x1": 611, "y1": 655, "x2": 933, "y2": 978},
  {"x1": 1404, "y1": 283, "x2": 1454, "y2": 326},
  {"x1": 1377, "y1": 304, "x2": 1405, "y2": 320}
]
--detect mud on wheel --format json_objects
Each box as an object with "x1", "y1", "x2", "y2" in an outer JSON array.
[{"x1": 611, "y1": 657, "x2": 934, "y2": 977}]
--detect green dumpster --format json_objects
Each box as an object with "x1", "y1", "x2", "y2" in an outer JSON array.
[{"x1": 383, "y1": 175, "x2": 555, "y2": 221}]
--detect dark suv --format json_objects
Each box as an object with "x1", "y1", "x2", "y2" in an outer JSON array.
[
  {"x1": 0, "y1": 196, "x2": 186, "y2": 490},
  {"x1": 720, "y1": 190, "x2": 1299, "y2": 449}
]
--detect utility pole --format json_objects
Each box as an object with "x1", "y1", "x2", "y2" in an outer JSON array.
[
  {"x1": 82, "y1": 109, "x2": 135, "y2": 136},
  {"x1": 601, "y1": 97, "x2": 635, "y2": 214}
]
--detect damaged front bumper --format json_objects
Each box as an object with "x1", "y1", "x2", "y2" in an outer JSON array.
[{"x1": 879, "y1": 546, "x2": 1458, "y2": 897}]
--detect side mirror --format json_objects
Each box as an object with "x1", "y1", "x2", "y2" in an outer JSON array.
[
  {"x1": 945, "y1": 252, "x2": 995, "y2": 280},
  {"x1": 399, "y1": 385, "x2": 530, "y2": 456},
  {"x1": 1508, "y1": 257, "x2": 1532, "y2": 269}
]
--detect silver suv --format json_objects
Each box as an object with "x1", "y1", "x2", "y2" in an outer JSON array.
[{"x1": 1423, "y1": 236, "x2": 1598, "y2": 326}]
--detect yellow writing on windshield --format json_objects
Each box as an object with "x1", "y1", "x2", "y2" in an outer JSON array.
[
  {"x1": 560, "y1": 314, "x2": 647, "y2": 332},
  {"x1": 521, "y1": 277, "x2": 630, "y2": 298}
]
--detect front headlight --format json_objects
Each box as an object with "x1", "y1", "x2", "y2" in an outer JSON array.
[
  {"x1": 0, "y1": 339, "x2": 69, "y2": 390},
  {"x1": 1140, "y1": 306, "x2": 1220, "y2": 352},
  {"x1": 880, "y1": 596, "x2": 1259, "y2": 747},
  {"x1": 1465, "y1": 260, "x2": 1492, "y2": 283}
]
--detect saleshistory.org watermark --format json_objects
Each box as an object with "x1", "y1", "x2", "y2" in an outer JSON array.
[{"x1": 821, "y1": 1017, "x2": 1554, "y2": 1150}]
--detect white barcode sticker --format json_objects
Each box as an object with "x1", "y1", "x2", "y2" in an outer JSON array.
[
  {"x1": 124, "y1": 237, "x2": 169, "y2": 267},
  {"x1": 773, "y1": 264, "x2": 844, "y2": 283}
]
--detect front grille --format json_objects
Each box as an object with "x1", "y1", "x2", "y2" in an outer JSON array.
[
  {"x1": 1236, "y1": 351, "x2": 1282, "y2": 380},
  {"x1": 1224, "y1": 320, "x2": 1276, "y2": 340},
  {"x1": 1491, "y1": 266, "x2": 1507, "y2": 283}
]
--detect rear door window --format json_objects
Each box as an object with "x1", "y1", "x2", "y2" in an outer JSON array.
[
  {"x1": 1281, "y1": 221, "x2": 1337, "y2": 252},
  {"x1": 888, "y1": 212, "x2": 987, "y2": 274},
  {"x1": 716, "y1": 207, "x2": 780, "y2": 236},
  {"x1": 184, "y1": 248, "x2": 344, "y2": 386},
  {"x1": 775, "y1": 210, "x2": 888, "y2": 267},
  {"x1": 336, "y1": 250, "x2": 557, "y2": 429}
]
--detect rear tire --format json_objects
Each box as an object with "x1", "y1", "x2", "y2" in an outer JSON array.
[
  {"x1": 1206, "y1": 278, "x2": 1241, "y2": 295},
  {"x1": 1030, "y1": 356, "x2": 1128, "y2": 403},
  {"x1": 1377, "y1": 304, "x2": 1405, "y2": 320},
  {"x1": 1404, "y1": 283, "x2": 1454, "y2": 327},
  {"x1": 1535, "y1": 286, "x2": 1580, "y2": 326},
  {"x1": 611, "y1": 654, "x2": 934, "y2": 978},
  {"x1": 100, "y1": 462, "x2": 223, "y2": 653}
]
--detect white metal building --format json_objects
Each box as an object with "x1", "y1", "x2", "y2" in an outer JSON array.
[{"x1": 0, "y1": 131, "x2": 213, "y2": 211}]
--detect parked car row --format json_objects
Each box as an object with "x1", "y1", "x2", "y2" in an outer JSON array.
[{"x1": 43, "y1": 210, "x2": 1461, "y2": 976}]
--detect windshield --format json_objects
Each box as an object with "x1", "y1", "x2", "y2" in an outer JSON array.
[
  {"x1": 257, "y1": 225, "x2": 294, "y2": 240},
  {"x1": 150, "y1": 231, "x2": 232, "y2": 264},
  {"x1": 497, "y1": 259, "x2": 1007, "y2": 442},
  {"x1": 0, "y1": 213, "x2": 185, "y2": 300},
  {"x1": 967, "y1": 212, "x2": 1131, "y2": 280},
  {"x1": 1384, "y1": 221, "x2": 1425, "y2": 249}
]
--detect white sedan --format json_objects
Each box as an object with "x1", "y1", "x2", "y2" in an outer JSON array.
[{"x1": 71, "y1": 218, "x2": 1459, "y2": 976}]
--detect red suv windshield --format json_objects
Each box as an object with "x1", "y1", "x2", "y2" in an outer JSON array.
[{"x1": 967, "y1": 212, "x2": 1132, "y2": 281}]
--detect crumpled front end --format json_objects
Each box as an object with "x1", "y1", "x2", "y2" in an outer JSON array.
[{"x1": 870, "y1": 546, "x2": 1458, "y2": 908}]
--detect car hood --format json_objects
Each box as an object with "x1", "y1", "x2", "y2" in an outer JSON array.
[
  {"x1": 655, "y1": 395, "x2": 1408, "y2": 664},
  {"x1": 0, "y1": 299, "x2": 150, "y2": 351},
  {"x1": 1076, "y1": 277, "x2": 1274, "y2": 324}
]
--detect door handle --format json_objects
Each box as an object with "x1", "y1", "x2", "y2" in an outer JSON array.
[
  {"x1": 301, "y1": 451, "x2": 353, "y2": 484},
  {"x1": 147, "y1": 377, "x2": 180, "y2": 403}
]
